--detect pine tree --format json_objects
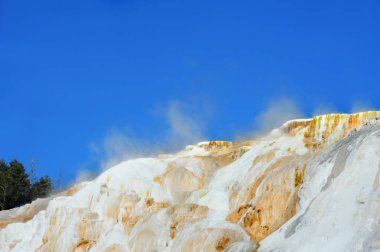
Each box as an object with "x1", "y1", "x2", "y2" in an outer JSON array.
[
  {"x1": 0, "y1": 160, "x2": 10, "y2": 210},
  {"x1": 0, "y1": 159, "x2": 53, "y2": 210},
  {"x1": 32, "y1": 176, "x2": 52, "y2": 199},
  {"x1": 8, "y1": 160, "x2": 31, "y2": 208}
]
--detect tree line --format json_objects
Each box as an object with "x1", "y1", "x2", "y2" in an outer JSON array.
[{"x1": 0, "y1": 159, "x2": 52, "y2": 211}]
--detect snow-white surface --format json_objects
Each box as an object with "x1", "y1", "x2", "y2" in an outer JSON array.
[
  {"x1": 260, "y1": 125, "x2": 380, "y2": 252},
  {"x1": 1, "y1": 113, "x2": 380, "y2": 252}
]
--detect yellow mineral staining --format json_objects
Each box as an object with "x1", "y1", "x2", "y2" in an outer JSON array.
[
  {"x1": 207, "y1": 145, "x2": 252, "y2": 167},
  {"x1": 75, "y1": 239, "x2": 91, "y2": 252},
  {"x1": 241, "y1": 207, "x2": 269, "y2": 241},
  {"x1": 198, "y1": 141, "x2": 233, "y2": 150},
  {"x1": 41, "y1": 210, "x2": 58, "y2": 245},
  {"x1": 228, "y1": 190, "x2": 239, "y2": 210},
  {"x1": 228, "y1": 153, "x2": 309, "y2": 242},
  {"x1": 264, "y1": 156, "x2": 294, "y2": 174},
  {"x1": 161, "y1": 157, "x2": 217, "y2": 195},
  {"x1": 65, "y1": 185, "x2": 81, "y2": 196},
  {"x1": 234, "y1": 175, "x2": 265, "y2": 210},
  {"x1": 0, "y1": 215, "x2": 33, "y2": 230},
  {"x1": 106, "y1": 204, "x2": 119, "y2": 220},
  {"x1": 295, "y1": 163, "x2": 307, "y2": 188},
  {"x1": 283, "y1": 120, "x2": 311, "y2": 136},
  {"x1": 153, "y1": 175, "x2": 163, "y2": 185},
  {"x1": 74, "y1": 212, "x2": 100, "y2": 251},
  {"x1": 40, "y1": 210, "x2": 102, "y2": 252},
  {"x1": 148, "y1": 202, "x2": 169, "y2": 212},
  {"x1": 124, "y1": 216, "x2": 141, "y2": 234},
  {"x1": 158, "y1": 142, "x2": 252, "y2": 199},
  {"x1": 240, "y1": 185, "x2": 297, "y2": 241},
  {"x1": 12, "y1": 112, "x2": 380, "y2": 250},
  {"x1": 227, "y1": 204, "x2": 252, "y2": 224},
  {"x1": 227, "y1": 151, "x2": 288, "y2": 210},
  {"x1": 0, "y1": 199, "x2": 49, "y2": 229},
  {"x1": 112, "y1": 193, "x2": 140, "y2": 224},
  {"x1": 122, "y1": 194, "x2": 169, "y2": 235},
  {"x1": 175, "y1": 227, "x2": 248, "y2": 252},
  {"x1": 39, "y1": 210, "x2": 100, "y2": 251},
  {"x1": 167, "y1": 204, "x2": 209, "y2": 239},
  {"x1": 38, "y1": 209, "x2": 78, "y2": 252},
  {"x1": 143, "y1": 197, "x2": 169, "y2": 211},
  {"x1": 163, "y1": 165, "x2": 204, "y2": 193},
  {"x1": 206, "y1": 141, "x2": 252, "y2": 164},
  {"x1": 215, "y1": 236, "x2": 230, "y2": 251},
  {"x1": 304, "y1": 112, "x2": 380, "y2": 148},
  {"x1": 252, "y1": 150, "x2": 276, "y2": 166},
  {"x1": 145, "y1": 197, "x2": 154, "y2": 207},
  {"x1": 170, "y1": 223, "x2": 177, "y2": 239}
]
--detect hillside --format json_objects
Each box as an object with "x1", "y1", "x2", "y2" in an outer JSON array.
[{"x1": 1, "y1": 112, "x2": 380, "y2": 252}]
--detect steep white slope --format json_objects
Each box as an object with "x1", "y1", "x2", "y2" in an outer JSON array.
[
  {"x1": 260, "y1": 125, "x2": 380, "y2": 252},
  {"x1": 0, "y1": 112, "x2": 380, "y2": 252}
]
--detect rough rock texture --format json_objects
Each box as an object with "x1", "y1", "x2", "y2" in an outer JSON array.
[{"x1": 1, "y1": 111, "x2": 380, "y2": 252}]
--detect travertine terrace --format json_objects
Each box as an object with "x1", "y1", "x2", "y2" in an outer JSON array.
[{"x1": 1, "y1": 111, "x2": 380, "y2": 252}]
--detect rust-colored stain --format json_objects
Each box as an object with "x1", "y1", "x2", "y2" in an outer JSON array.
[
  {"x1": 304, "y1": 112, "x2": 380, "y2": 148},
  {"x1": 252, "y1": 150, "x2": 276, "y2": 166},
  {"x1": 7, "y1": 112, "x2": 379, "y2": 250},
  {"x1": 227, "y1": 154, "x2": 306, "y2": 242},
  {"x1": 65, "y1": 185, "x2": 81, "y2": 196},
  {"x1": 215, "y1": 236, "x2": 230, "y2": 251},
  {"x1": 283, "y1": 120, "x2": 311, "y2": 136},
  {"x1": 0, "y1": 199, "x2": 50, "y2": 230},
  {"x1": 153, "y1": 175, "x2": 163, "y2": 185},
  {"x1": 167, "y1": 204, "x2": 209, "y2": 239}
]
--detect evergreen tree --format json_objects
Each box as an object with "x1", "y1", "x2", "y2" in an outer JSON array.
[
  {"x1": 32, "y1": 176, "x2": 52, "y2": 199},
  {"x1": 0, "y1": 159, "x2": 53, "y2": 210},
  {"x1": 8, "y1": 160, "x2": 31, "y2": 208},
  {"x1": 0, "y1": 160, "x2": 10, "y2": 210}
]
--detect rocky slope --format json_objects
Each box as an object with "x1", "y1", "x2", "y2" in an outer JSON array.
[{"x1": 1, "y1": 111, "x2": 380, "y2": 252}]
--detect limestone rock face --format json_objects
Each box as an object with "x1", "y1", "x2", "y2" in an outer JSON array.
[{"x1": 1, "y1": 112, "x2": 380, "y2": 252}]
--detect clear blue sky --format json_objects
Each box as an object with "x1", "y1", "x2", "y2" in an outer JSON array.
[{"x1": 1, "y1": 0, "x2": 379, "y2": 185}]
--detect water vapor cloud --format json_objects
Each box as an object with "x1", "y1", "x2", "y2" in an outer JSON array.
[
  {"x1": 253, "y1": 97, "x2": 305, "y2": 136},
  {"x1": 77, "y1": 96, "x2": 379, "y2": 185},
  {"x1": 88, "y1": 99, "x2": 210, "y2": 171}
]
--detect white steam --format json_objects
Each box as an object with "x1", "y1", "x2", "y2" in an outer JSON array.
[
  {"x1": 163, "y1": 100, "x2": 207, "y2": 150},
  {"x1": 312, "y1": 103, "x2": 340, "y2": 116},
  {"x1": 88, "y1": 100, "x2": 209, "y2": 171},
  {"x1": 76, "y1": 97, "x2": 378, "y2": 184},
  {"x1": 351, "y1": 100, "x2": 375, "y2": 113},
  {"x1": 253, "y1": 97, "x2": 305, "y2": 136},
  {"x1": 74, "y1": 169, "x2": 97, "y2": 184}
]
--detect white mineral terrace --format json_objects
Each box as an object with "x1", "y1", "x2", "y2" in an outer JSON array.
[{"x1": 1, "y1": 112, "x2": 380, "y2": 252}]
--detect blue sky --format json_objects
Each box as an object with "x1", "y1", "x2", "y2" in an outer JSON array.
[{"x1": 1, "y1": 0, "x2": 379, "y2": 185}]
